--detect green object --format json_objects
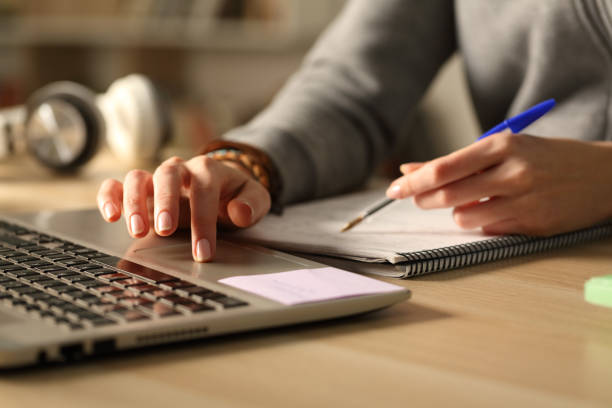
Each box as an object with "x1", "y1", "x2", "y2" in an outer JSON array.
[{"x1": 584, "y1": 275, "x2": 612, "y2": 308}]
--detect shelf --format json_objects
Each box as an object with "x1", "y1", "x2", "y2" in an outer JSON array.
[{"x1": 0, "y1": 16, "x2": 320, "y2": 52}]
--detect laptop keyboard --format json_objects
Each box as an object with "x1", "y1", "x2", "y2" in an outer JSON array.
[{"x1": 0, "y1": 220, "x2": 248, "y2": 331}]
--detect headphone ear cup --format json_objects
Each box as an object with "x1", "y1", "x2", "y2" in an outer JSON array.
[
  {"x1": 24, "y1": 81, "x2": 103, "y2": 170},
  {"x1": 98, "y1": 74, "x2": 168, "y2": 164}
]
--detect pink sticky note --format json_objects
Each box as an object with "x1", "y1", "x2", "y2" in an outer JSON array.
[{"x1": 218, "y1": 267, "x2": 404, "y2": 305}]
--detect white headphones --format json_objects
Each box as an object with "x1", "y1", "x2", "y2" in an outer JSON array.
[
  {"x1": 0, "y1": 73, "x2": 169, "y2": 171},
  {"x1": 98, "y1": 74, "x2": 168, "y2": 164}
]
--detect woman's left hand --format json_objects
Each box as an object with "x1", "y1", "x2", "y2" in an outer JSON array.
[{"x1": 386, "y1": 133, "x2": 612, "y2": 236}]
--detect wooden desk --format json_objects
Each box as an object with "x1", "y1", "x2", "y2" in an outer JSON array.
[{"x1": 1, "y1": 151, "x2": 612, "y2": 408}]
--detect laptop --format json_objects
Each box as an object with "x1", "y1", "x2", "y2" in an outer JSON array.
[{"x1": 0, "y1": 209, "x2": 410, "y2": 368}]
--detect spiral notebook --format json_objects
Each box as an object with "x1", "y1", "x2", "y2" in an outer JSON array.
[{"x1": 229, "y1": 187, "x2": 612, "y2": 278}]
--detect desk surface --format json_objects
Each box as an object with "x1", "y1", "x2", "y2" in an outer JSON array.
[{"x1": 1, "y1": 151, "x2": 612, "y2": 408}]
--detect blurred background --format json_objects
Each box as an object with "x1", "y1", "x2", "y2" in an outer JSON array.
[
  {"x1": 0, "y1": 0, "x2": 347, "y2": 154},
  {"x1": 0, "y1": 0, "x2": 477, "y2": 212}
]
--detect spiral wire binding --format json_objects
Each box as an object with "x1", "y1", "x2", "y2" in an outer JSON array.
[{"x1": 397, "y1": 221, "x2": 612, "y2": 277}]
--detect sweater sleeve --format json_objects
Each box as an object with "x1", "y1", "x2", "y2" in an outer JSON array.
[{"x1": 223, "y1": 0, "x2": 456, "y2": 204}]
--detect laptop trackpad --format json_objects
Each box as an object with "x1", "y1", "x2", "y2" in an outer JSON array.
[{"x1": 127, "y1": 235, "x2": 316, "y2": 281}]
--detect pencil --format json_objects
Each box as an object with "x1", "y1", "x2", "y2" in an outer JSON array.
[{"x1": 340, "y1": 197, "x2": 395, "y2": 232}]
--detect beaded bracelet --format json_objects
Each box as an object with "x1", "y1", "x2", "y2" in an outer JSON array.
[
  {"x1": 205, "y1": 148, "x2": 270, "y2": 191},
  {"x1": 202, "y1": 140, "x2": 283, "y2": 214}
]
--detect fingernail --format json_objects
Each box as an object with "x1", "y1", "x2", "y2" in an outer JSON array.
[
  {"x1": 130, "y1": 214, "x2": 145, "y2": 235},
  {"x1": 241, "y1": 200, "x2": 254, "y2": 222},
  {"x1": 195, "y1": 239, "x2": 211, "y2": 262},
  {"x1": 157, "y1": 211, "x2": 172, "y2": 232},
  {"x1": 386, "y1": 185, "x2": 402, "y2": 199},
  {"x1": 103, "y1": 202, "x2": 117, "y2": 220}
]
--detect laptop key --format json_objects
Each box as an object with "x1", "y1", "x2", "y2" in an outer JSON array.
[
  {"x1": 6, "y1": 269, "x2": 38, "y2": 279},
  {"x1": 23, "y1": 274, "x2": 54, "y2": 283},
  {"x1": 173, "y1": 298, "x2": 215, "y2": 314},
  {"x1": 103, "y1": 289, "x2": 141, "y2": 302},
  {"x1": 83, "y1": 251, "x2": 108, "y2": 260},
  {"x1": 190, "y1": 290, "x2": 226, "y2": 303},
  {"x1": 10, "y1": 286, "x2": 41, "y2": 296},
  {"x1": 91, "y1": 285, "x2": 122, "y2": 296},
  {"x1": 77, "y1": 263, "x2": 105, "y2": 271},
  {"x1": 82, "y1": 268, "x2": 116, "y2": 277},
  {"x1": 23, "y1": 291, "x2": 54, "y2": 303},
  {"x1": 3, "y1": 254, "x2": 27, "y2": 261},
  {"x1": 74, "y1": 278, "x2": 106, "y2": 289},
  {"x1": 13, "y1": 256, "x2": 38, "y2": 263},
  {"x1": 48, "y1": 284, "x2": 81, "y2": 295},
  {"x1": 108, "y1": 309, "x2": 150, "y2": 323},
  {"x1": 209, "y1": 296, "x2": 249, "y2": 309},
  {"x1": 114, "y1": 262, "x2": 178, "y2": 284},
  {"x1": 97, "y1": 273, "x2": 130, "y2": 283},
  {"x1": 94, "y1": 255, "x2": 122, "y2": 268},
  {"x1": 55, "y1": 258, "x2": 86, "y2": 267},
  {"x1": 159, "y1": 280, "x2": 195, "y2": 291},
  {"x1": 72, "y1": 248, "x2": 98, "y2": 255},
  {"x1": 0, "y1": 276, "x2": 14, "y2": 284},
  {"x1": 143, "y1": 289, "x2": 174, "y2": 300},
  {"x1": 22, "y1": 244, "x2": 47, "y2": 252},
  {"x1": 34, "y1": 279, "x2": 65, "y2": 289},
  {"x1": 60, "y1": 274, "x2": 94, "y2": 284},
  {"x1": 119, "y1": 297, "x2": 153, "y2": 308},
  {"x1": 127, "y1": 283, "x2": 158, "y2": 294},
  {"x1": 0, "y1": 268, "x2": 27, "y2": 276},
  {"x1": 43, "y1": 297, "x2": 70, "y2": 308},
  {"x1": 0, "y1": 234, "x2": 31, "y2": 247},
  {"x1": 49, "y1": 301, "x2": 78, "y2": 315},
  {"x1": 91, "y1": 300, "x2": 127, "y2": 314},
  {"x1": 174, "y1": 285, "x2": 214, "y2": 297},
  {"x1": 0, "y1": 263, "x2": 21, "y2": 271},
  {"x1": 26, "y1": 247, "x2": 56, "y2": 255},
  {"x1": 158, "y1": 295, "x2": 185, "y2": 306},
  {"x1": 65, "y1": 309, "x2": 101, "y2": 323},
  {"x1": 60, "y1": 290, "x2": 90, "y2": 301},
  {"x1": 0, "y1": 280, "x2": 28, "y2": 290},
  {"x1": 74, "y1": 293, "x2": 104, "y2": 306},
  {"x1": 46, "y1": 268, "x2": 79, "y2": 278},
  {"x1": 112, "y1": 277, "x2": 146, "y2": 289},
  {"x1": 45, "y1": 253, "x2": 73, "y2": 261},
  {"x1": 137, "y1": 301, "x2": 180, "y2": 318},
  {"x1": 57, "y1": 243, "x2": 83, "y2": 253},
  {"x1": 0, "y1": 250, "x2": 22, "y2": 257},
  {"x1": 22, "y1": 260, "x2": 53, "y2": 268}
]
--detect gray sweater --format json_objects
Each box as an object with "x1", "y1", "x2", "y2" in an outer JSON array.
[{"x1": 225, "y1": 0, "x2": 612, "y2": 204}]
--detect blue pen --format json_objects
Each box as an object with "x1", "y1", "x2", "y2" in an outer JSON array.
[
  {"x1": 341, "y1": 98, "x2": 557, "y2": 232},
  {"x1": 477, "y1": 98, "x2": 556, "y2": 140}
]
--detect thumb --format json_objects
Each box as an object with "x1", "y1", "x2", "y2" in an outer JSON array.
[{"x1": 226, "y1": 178, "x2": 271, "y2": 228}]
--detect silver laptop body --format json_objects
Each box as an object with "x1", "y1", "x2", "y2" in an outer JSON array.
[{"x1": 0, "y1": 209, "x2": 409, "y2": 368}]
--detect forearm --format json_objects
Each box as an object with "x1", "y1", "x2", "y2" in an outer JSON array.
[{"x1": 224, "y1": 0, "x2": 456, "y2": 204}]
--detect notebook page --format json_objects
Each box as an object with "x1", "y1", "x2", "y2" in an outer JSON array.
[{"x1": 228, "y1": 187, "x2": 491, "y2": 264}]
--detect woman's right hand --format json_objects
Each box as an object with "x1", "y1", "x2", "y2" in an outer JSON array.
[{"x1": 96, "y1": 155, "x2": 272, "y2": 262}]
